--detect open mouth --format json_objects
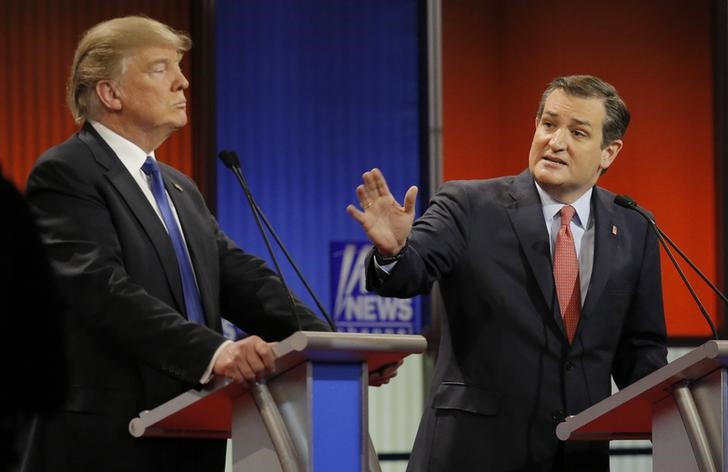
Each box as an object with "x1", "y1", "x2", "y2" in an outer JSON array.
[{"x1": 542, "y1": 155, "x2": 566, "y2": 166}]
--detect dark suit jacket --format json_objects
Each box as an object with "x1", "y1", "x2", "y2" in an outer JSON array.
[
  {"x1": 0, "y1": 174, "x2": 65, "y2": 471},
  {"x1": 24, "y1": 123, "x2": 330, "y2": 472},
  {"x1": 368, "y1": 170, "x2": 667, "y2": 472}
]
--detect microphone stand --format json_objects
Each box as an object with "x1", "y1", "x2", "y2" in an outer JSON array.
[
  {"x1": 615, "y1": 195, "x2": 719, "y2": 340},
  {"x1": 219, "y1": 150, "x2": 337, "y2": 331}
]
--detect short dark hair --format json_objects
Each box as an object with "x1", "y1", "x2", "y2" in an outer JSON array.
[{"x1": 536, "y1": 75, "x2": 630, "y2": 148}]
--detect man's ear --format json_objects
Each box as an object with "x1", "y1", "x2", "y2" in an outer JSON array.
[
  {"x1": 95, "y1": 80, "x2": 122, "y2": 112},
  {"x1": 600, "y1": 139, "x2": 623, "y2": 171}
]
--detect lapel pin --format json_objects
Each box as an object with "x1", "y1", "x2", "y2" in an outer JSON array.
[
  {"x1": 173, "y1": 183, "x2": 183, "y2": 192},
  {"x1": 611, "y1": 225, "x2": 618, "y2": 236}
]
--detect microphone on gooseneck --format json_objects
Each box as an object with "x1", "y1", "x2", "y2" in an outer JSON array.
[
  {"x1": 218, "y1": 150, "x2": 337, "y2": 332},
  {"x1": 614, "y1": 194, "x2": 721, "y2": 340}
]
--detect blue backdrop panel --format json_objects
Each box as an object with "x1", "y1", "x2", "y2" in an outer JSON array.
[{"x1": 216, "y1": 0, "x2": 422, "y2": 327}]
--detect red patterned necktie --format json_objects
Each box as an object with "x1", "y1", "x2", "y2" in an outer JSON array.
[{"x1": 553, "y1": 205, "x2": 580, "y2": 343}]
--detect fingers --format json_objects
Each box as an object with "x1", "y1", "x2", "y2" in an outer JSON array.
[
  {"x1": 348, "y1": 169, "x2": 416, "y2": 234},
  {"x1": 374, "y1": 360, "x2": 402, "y2": 378},
  {"x1": 254, "y1": 340, "x2": 276, "y2": 372},
  {"x1": 362, "y1": 170, "x2": 376, "y2": 198},
  {"x1": 403, "y1": 186, "x2": 418, "y2": 214},
  {"x1": 213, "y1": 343, "x2": 246, "y2": 383},
  {"x1": 368, "y1": 370, "x2": 396, "y2": 386},
  {"x1": 368, "y1": 360, "x2": 403, "y2": 387},
  {"x1": 214, "y1": 336, "x2": 277, "y2": 385},
  {"x1": 237, "y1": 358, "x2": 257, "y2": 385},
  {"x1": 357, "y1": 169, "x2": 413, "y2": 209},
  {"x1": 346, "y1": 178, "x2": 380, "y2": 225},
  {"x1": 362, "y1": 168, "x2": 391, "y2": 199},
  {"x1": 356, "y1": 185, "x2": 374, "y2": 210},
  {"x1": 370, "y1": 168, "x2": 391, "y2": 197},
  {"x1": 368, "y1": 373, "x2": 389, "y2": 387},
  {"x1": 243, "y1": 346, "x2": 266, "y2": 379},
  {"x1": 346, "y1": 204, "x2": 366, "y2": 224}
]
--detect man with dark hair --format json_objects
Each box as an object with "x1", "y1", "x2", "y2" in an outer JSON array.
[
  {"x1": 347, "y1": 75, "x2": 667, "y2": 471},
  {"x1": 24, "y1": 16, "x2": 333, "y2": 472}
]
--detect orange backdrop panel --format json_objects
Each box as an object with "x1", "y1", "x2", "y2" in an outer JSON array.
[
  {"x1": 0, "y1": 0, "x2": 193, "y2": 190},
  {"x1": 442, "y1": 0, "x2": 715, "y2": 338}
]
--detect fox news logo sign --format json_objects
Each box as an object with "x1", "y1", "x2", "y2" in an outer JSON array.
[{"x1": 330, "y1": 241, "x2": 420, "y2": 334}]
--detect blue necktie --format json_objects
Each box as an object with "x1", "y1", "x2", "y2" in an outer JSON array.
[{"x1": 141, "y1": 157, "x2": 205, "y2": 325}]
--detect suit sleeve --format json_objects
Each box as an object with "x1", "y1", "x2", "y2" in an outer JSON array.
[
  {"x1": 611, "y1": 217, "x2": 668, "y2": 388},
  {"x1": 214, "y1": 223, "x2": 331, "y2": 339},
  {"x1": 1, "y1": 176, "x2": 66, "y2": 414},
  {"x1": 26, "y1": 156, "x2": 225, "y2": 386},
  {"x1": 366, "y1": 181, "x2": 472, "y2": 297}
]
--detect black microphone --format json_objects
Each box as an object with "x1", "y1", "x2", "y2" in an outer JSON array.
[
  {"x1": 219, "y1": 150, "x2": 337, "y2": 331},
  {"x1": 615, "y1": 194, "x2": 721, "y2": 340}
]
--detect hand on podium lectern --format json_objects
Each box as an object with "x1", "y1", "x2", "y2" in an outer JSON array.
[
  {"x1": 368, "y1": 359, "x2": 403, "y2": 387},
  {"x1": 213, "y1": 335, "x2": 276, "y2": 386}
]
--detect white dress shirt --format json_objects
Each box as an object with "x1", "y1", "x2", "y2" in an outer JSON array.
[{"x1": 90, "y1": 121, "x2": 228, "y2": 383}]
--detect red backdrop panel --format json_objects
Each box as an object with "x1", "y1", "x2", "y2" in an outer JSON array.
[
  {"x1": 442, "y1": 0, "x2": 715, "y2": 338},
  {"x1": 0, "y1": 0, "x2": 193, "y2": 190}
]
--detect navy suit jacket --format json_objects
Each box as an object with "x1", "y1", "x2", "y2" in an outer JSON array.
[
  {"x1": 25, "y1": 123, "x2": 329, "y2": 471},
  {"x1": 368, "y1": 170, "x2": 667, "y2": 472}
]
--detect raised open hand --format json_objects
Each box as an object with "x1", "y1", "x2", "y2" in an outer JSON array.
[{"x1": 346, "y1": 168, "x2": 418, "y2": 256}]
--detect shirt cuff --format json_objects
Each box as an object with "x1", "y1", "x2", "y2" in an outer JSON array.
[
  {"x1": 373, "y1": 255, "x2": 398, "y2": 275},
  {"x1": 200, "y1": 340, "x2": 233, "y2": 384}
]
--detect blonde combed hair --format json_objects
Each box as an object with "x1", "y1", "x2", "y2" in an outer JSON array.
[{"x1": 67, "y1": 15, "x2": 192, "y2": 124}]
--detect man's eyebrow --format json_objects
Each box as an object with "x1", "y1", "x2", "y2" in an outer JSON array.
[
  {"x1": 570, "y1": 118, "x2": 593, "y2": 128},
  {"x1": 147, "y1": 58, "x2": 172, "y2": 68},
  {"x1": 542, "y1": 111, "x2": 593, "y2": 128}
]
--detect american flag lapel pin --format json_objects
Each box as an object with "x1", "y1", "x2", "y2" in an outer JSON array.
[
  {"x1": 611, "y1": 225, "x2": 618, "y2": 236},
  {"x1": 173, "y1": 183, "x2": 183, "y2": 192}
]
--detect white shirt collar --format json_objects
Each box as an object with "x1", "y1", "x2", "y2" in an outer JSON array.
[
  {"x1": 534, "y1": 182, "x2": 592, "y2": 228},
  {"x1": 89, "y1": 121, "x2": 156, "y2": 174}
]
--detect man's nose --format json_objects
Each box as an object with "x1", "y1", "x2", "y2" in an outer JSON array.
[
  {"x1": 548, "y1": 128, "x2": 567, "y2": 151},
  {"x1": 174, "y1": 71, "x2": 189, "y2": 91}
]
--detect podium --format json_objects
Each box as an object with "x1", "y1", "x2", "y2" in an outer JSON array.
[
  {"x1": 128, "y1": 331, "x2": 427, "y2": 471},
  {"x1": 556, "y1": 340, "x2": 728, "y2": 472}
]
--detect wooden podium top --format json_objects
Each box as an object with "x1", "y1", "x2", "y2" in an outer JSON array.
[
  {"x1": 272, "y1": 331, "x2": 427, "y2": 374},
  {"x1": 128, "y1": 331, "x2": 427, "y2": 438},
  {"x1": 556, "y1": 340, "x2": 728, "y2": 441}
]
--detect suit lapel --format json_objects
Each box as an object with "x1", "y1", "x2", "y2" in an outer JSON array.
[
  {"x1": 505, "y1": 171, "x2": 557, "y2": 320},
  {"x1": 78, "y1": 125, "x2": 187, "y2": 313},
  {"x1": 581, "y1": 187, "x2": 619, "y2": 318},
  {"x1": 504, "y1": 173, "x2": 621, "y2": 342}
]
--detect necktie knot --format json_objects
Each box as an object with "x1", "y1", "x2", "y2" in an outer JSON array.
[
  {"x1": 141, "y1": 156, "x2": 158, "y2": 177},
  {"x1": 559, "y1": 205, "x2": 576, "y2": 228}
]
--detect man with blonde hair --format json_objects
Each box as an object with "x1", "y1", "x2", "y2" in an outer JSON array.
[{"x1": 25, "y1": 16, "x2": 331, "y2": 471}]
